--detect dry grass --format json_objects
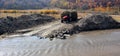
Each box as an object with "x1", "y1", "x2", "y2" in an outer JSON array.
[
  {"x1": 38, "y1": 9, "x2": 59, "y2": 14},
  {"x1": 0, "y1": 9, "x2": 60, "y2": 14},
  {"x1": 0, "y1": 9, "x2": 61, "y2": 18},
  {"x1": 0, "y1": 13, "x2": 30, "y2": 18},
  {"x1": 0, "y1": 10, "x2": 28, "y2": 13}
]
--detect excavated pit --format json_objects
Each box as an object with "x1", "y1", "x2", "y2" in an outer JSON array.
[
  {"x1": 47, "y1": 14, "x2": 120, "y2": 39},
  {"x1": 0, "y1": 14, "x2": 55, "y2": 35}
]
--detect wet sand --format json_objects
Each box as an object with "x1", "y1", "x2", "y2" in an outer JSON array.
[{"x1": 0, "y1": 29, "x2": 120, "y2": 56}]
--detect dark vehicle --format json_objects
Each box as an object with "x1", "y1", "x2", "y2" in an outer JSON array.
[{"x1": 61, "y1": 11, "x2": 78, "y2": 23}]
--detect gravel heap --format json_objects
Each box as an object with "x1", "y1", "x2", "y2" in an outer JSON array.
[
  {"x1": 0, "y1": 14, "x2": 55, "y2": 35},
  {"x1": 47, "y1": 14, "x2": 120, "y2": 39}
]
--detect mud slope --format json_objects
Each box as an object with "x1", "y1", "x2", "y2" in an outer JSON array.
[
  {"x1": 0, "y1": 14, "x2": 55, "y2": 35},
  {"x1": 1, "y1": 14, "x2": 120, "y2": 40},
  {"x1": 3, "y1": 20, "x2": 73, "y2": 39}
]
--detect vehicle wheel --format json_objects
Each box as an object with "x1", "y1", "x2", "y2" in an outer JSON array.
[
  {"x1": 71, "y1": 11, "x2": 78, "y2": 21},
  {"x1": 61, "y1": 20, "x2": 64, "y2": 23}
]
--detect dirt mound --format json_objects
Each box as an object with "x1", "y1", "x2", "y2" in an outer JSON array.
[
  {"x1": 0, "y1": 14, "x2": 55, "y2": 35},
  {"x1": 76, "y1": 14, "x2": 119, "y2": 30},
  {"x1": 47, "y1": 14, "x2": 120, "y2": 40}
]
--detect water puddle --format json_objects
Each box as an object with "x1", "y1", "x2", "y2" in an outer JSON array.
[{"x1": 0, "y1": 29, "x2": 120, "y2": 56}]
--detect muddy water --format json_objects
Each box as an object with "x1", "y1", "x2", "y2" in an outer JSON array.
[{"x1": 1, "y1": 29, "x2": 120, "y2": 56}]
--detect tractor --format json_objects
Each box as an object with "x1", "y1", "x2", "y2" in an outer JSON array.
[{"x1": 61, "y1": 11, "x2": 78, "y2": 23}]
